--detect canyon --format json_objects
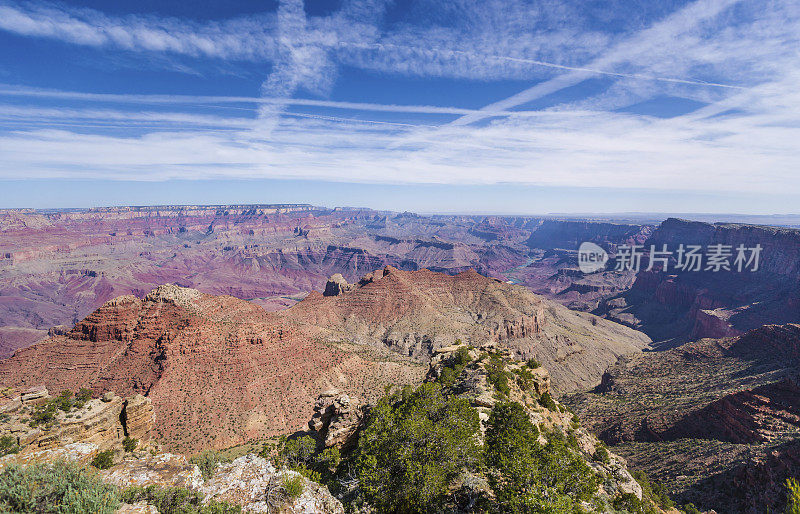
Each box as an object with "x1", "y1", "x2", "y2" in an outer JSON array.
[
  {"x1": 5, "y1": 204, "x2": 800, "y2": 511},
  {"x1": 567, "y1": 324, "x2": 800, "y2": 512},
  {"x1": 0, "y1": 205, "x2": 652, "y2": 358},
  {"x1": 0, "y1": 265, "x2": 649, "y2": 452}
]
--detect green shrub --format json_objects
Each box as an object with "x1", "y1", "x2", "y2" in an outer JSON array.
[
  {"x1": 538, "y1": 391, "x2": 558, "y2": 411},
  {"x1": 122, "y1": 436, "x2": 138, "y2": 453},
  {"x1": 277, "y1": 435, "x2": 316, "y2": 469},
  {"x1": 315, "y1": 446, "x2": 341, "y2": 473},
  {"x1": 283, "y1": 474, "x2": 305, "y2": 500},
  {"x1": 190, "y1": 449, "x2": 231, "y2": 480},
  {"x1": 355, "y1": 382, "x2": 481, "y2": 513},
  {"x1": 485, "y1": 354, "x2": 511, "y2": 396},
  {"x1": 787, "y1": 478, "x2": 800, "y2": 514},
  {"x1": 485, "y1": 402, "x2": 598, "y2": 512},
  {"x1": 29, "y1": 401, "x2": 58, "y2": 427},
  {"x1": 74, "y1": 387, "x2": 93, "y2": 408},
  {"x1": 526, "y1": 358, "x2": 541, "y2": 369},
  {"x1": 514, "y1": 367, "x2": 535, "y2": 391},
  {"x1": 55, "y1": 390, "x2": 74, "y2": 412},
  {"x1": 0, "y1": 435, "x2": 19, "y2": 457},
  {"x1": 613, "y1": 492, "x2": 655, "y2": 514},
  {"x1": 91, "y1": 449, "x2": 116, "y2": 470},
  {"x1": 0, "y1": 461, "x2": 120, "y2": 513},
  {"x1": 631, "y1": 469, "x2": 675, "y2": 510},
  {"x1": 436, "y1": 347, "x2": 472, "y2": 388},
  {"x1": 121, "y1": 484, "x2": 241, "y2": 513},
  {"x1": 592, "y1": 444, "x2": 611, "y2": 464}
]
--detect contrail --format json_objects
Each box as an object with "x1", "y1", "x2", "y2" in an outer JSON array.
[{"x1": 445, "y1": 0, "x2": 747, "y2": 127}]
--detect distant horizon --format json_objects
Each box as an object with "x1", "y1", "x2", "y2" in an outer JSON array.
[
  {"x1": 3, "y1": 177, "x2": 800, "y2": 218},
  {"x1": 4, "y1": 189, "x2": 800, "y2": 227}
]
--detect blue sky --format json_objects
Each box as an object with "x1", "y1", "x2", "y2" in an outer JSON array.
[{"x1": 0, "y1": 0, "x2": 798, "y2": 213}]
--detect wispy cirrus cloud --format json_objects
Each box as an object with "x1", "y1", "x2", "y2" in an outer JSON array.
[
  {"x1": 0, "y1": 0, "x2": 798, "y2": 207},
  {"x1": 0, "y1": 2, "x2": 281, "y2": 59}
]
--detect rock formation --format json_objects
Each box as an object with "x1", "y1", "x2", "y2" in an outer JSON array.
[
  {"x1": 0, "y1": 284, "x2": 426, "y2": 452},
  {"x1": 104, "y1": 453, "x2": 344, "y2": 513},
  {"x1": 0, "y1": 387, "x2": 154, "y2": 468},
  {"x1": 308, "y1": 391, "x2": 365, "y2": 449},
  {"x1": 284, "y1": 266, "x2": 651, "y2": 392}
]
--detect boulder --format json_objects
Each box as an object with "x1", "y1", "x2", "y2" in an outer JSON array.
[
  {"x1": 102, "y1": 452, "x2": 204, "y2": 490},
  {"x1": 200, "y1": 454, "x2": 344, "y2": 513},
  {"x1": 308, "y1": 393, "x2": 365, "y2": 449}
]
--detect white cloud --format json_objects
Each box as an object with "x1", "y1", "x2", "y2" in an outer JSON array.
[{"x1": 0, "y1": 0, "x2": 797, "y2": 201}]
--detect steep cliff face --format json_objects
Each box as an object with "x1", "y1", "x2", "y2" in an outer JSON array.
[
  {"x1": 284, "y1": 266, "x2": 651, "y2": 392},
  {"x1": 526, "y1": 219, "x2": 653, "y2": 251},
  {"x1": 598, "y1": 218, "x2": 800, "y2": 346}
]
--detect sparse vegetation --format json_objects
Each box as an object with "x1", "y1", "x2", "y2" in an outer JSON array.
[
  {"x1": 436, "y1": 345, "x2": 472, "y2": 387},
  {"x1": 283, "y1": 473, "x2": 305, "y2": 500},
  {"x1": 613, "y1": 492, "x2": 655, "y2": 514},
  {"x1": 485, "y1": 353, "x2": 512, "y2": 397},
  {"x1": 122, "y1": 436, "x2": 138, "y2": 453},
  {"x1": 593, "y1": 443, "x2": 610, "y2": 464},
  {"x1": 0, "y1": 461, "x2": 120, "y2": 513},
  {"x1": 90, "y1": 449, "x2": 116, "y2": 470},
  {"x1": 632, "y1": 469, "x2": 675, "y2": 510},
  {"x1": 787, "y1": 477, "x2": 800, "y2": 514},
  {"x1": 190, "y1": 449, "x2": 231, "y2": 480},
  {"x1": 121, "y1": 484, "x2": 241, "y2": 513},
  {"x1": 27, "y1": 388, "x2": 99, "y2": 428},
  {"x1": 513, "y1": 366, "x2": 535, "y2": 391},
  {"x1": 54, "y1": 390, "x2": 74, "y2": 412},
  {"x1": 0, "y1": 435, "x2": 20, "y2": 457},
  {"x1": 75, "y1": 387, "x2": 93, "y2": 408},
  {"x1": 29, "y1": 401, "x2": 58, "y2": 427},
  {"x1": 526, "y1": 358, "x2": 541, "y2": 369},
  {"x1": 538, "y1": 391, "x2": 558, "y2": 411}
]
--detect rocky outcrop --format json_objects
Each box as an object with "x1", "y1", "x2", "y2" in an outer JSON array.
[
  {"x1": 0, "y1": 387, "x2": 154, "y2": 468},
  {"x1": 102, "y1": 452, "x2": 204, "y2": 490},
  {"x1": 322, "y1": 274, "x2": 352, "y2": 297},
  {"x1": 427, "y1": 345, "x2": 644, "y2": 502},
  {"x1": 308, "y1": 391, "x2": 365, "y2": 449},
  {"x1": 103, "y1": 453, "x2": 344, "y2": 514},
  {"x1": 200, "y1": 454, "x2": 344, "y2": 513}
]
